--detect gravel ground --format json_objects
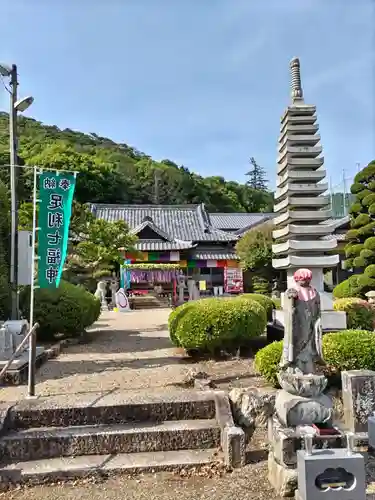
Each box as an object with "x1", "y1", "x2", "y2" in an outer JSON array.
[{"x1": 0, "y1": 309, "x2": 271, "y2": 402}]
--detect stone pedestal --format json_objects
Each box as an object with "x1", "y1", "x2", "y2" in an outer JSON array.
[
  {"x1": 274, "y1": 309, "x2": 346, "y2": 332},
  {"x1": 275, "y1": 390, "x2": 332, "y2": 428},
  {"x1": 342, "y1": 370, "x2": 375, "y2": 434}
]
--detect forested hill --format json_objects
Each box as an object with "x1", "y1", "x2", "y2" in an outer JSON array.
[{"x1": 0, "y1": 112, "x2": 273, "y2": 213}]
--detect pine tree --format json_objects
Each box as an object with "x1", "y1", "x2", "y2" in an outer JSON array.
[{"x1": 245, "y1": 157, "x2": 268, "y2": 191}]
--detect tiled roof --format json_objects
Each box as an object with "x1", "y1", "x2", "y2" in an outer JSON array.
[
  {"x1": 91, "y1": 204, "x2": 237, "y2": 242},
  {"x1": 192, "y1": 250, "x2": 239, "y2": 260},
  {"x1": 209, "y1": 213, "x2": 274, "y2": 234},
  {"x1": 135, "y1": 239, "x2": 194, "y2": 251}
]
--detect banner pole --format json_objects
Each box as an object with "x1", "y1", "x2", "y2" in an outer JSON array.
[{"x1": 27, "y1": 166, "x2": 38, "y2": 397}]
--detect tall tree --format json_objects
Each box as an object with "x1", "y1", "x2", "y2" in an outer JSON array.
[{"x1": 245, "y1": 157, "x2": 268, "y2": 191}]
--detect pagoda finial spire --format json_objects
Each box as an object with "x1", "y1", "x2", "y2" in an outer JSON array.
[{"x1": 290, "y1": 57, "x2": 304, "y2": 103}]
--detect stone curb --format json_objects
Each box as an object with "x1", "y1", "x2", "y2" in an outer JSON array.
[{"x1": 213, "y1": 391, "x2": 245, "y2": 468}]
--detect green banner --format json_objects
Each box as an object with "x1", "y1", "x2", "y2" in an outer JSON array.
[{"x1": 38, "y1": 172, "x2": 76, "y2": 288}]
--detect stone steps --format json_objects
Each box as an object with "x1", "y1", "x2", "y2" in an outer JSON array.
[
  {"x1": 0, "y1": 419, "x2": 220, "y2": 462},
  {"x1": 0, "y1": 389, "x2": 245, "y2": 486},
  {"x1": 0, "y1": 449, "x2": 220, "y2": 485},
  {"x1": 9, "y1": 390, "x2": 216, "y2": 429}
]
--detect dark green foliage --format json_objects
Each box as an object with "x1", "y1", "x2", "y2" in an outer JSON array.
[
  {"x1": 252, "y1": 276, "x2": 270, "y2": 295},
  {"x1": 255, "y1": 329, "x2": 375, "y2": 387},
  {"x1": 333, "y1": 298, "x2": 375, "y2": 330},
  {"x1": 245, "y1": 157, "x2": 268, "y2": 191},
  {"x1": 20, "y1": 281, "x2": 100, "y2": 341},
  {"x1": 338, "y1": 160, "x2": 375, "y2": 298},
  {"x1": 0, "y1": 181, "x2": 10, "y2": 319},
  {"x1": 333, "y1": 275, "x2": 363, "y2": 298},
  {"x1": 0, "y1": 113, "x2": 273, "y2": 214},
  {"x1": 172, "y1": 297, "x2": 267, "y2": 352}
]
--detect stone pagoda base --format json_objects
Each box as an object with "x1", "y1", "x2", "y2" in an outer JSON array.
[{"x1": 274, "y1": 309, "x2": 346, "y2": 332}]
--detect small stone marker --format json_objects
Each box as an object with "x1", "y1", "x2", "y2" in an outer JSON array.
[
  {"x1": 342, "y1": 370, "x2": 375, "y2": 433},
  {"x1": 295, "y1": 434, "x2": 366, "y2": 500}
]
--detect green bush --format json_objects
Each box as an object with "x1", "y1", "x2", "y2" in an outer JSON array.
[
  {"x1": 254, "y1": 340, "x2": 282, "y2": 386},
  {"x1": 345, "y1": 244, "x2": 364, "y2": 258},
  {"x1": 240, "y1": 293, "x2": 274, "y2": 321},
  {"x1": 323, "y1": 330, "x2": 375, "y2": 371},
  {"x1": 333, "y1": 275, "x2": 363, "y2": 298},
  {"x1": 20, "y1": 280, "x2": 101, "y2": 341},
  {"x1": 174, "y1": 297, "x2": 267, "y2": 352},
  {"x1": 252, "y1": 275, "x2": 270, "y2": 295},
  {"x1": 168, "y1": 301, "x2": 196, "y2": 346},
  {"x1": 363, "y1": 193, "x2": 375, "y2": 206},
  {"x1": 334, "y1": 298, "x2": 375, "y2": 330},
  {"x1": 272, "y1": 297, "x2": 281, "y2": 310},
  {"x1": 255, "y1": 329, "x2": 375, "y2": 386},
  {"x1": 352, "y1": 214, "x2": 370, "y2": 228}
]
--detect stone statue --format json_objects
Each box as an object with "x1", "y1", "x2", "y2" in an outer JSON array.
[
  {"x1": 279, "y1": 268, "x2": 324, "y2": 375},
  {"x1": 177, "y1": 273, "x2": 185, "y2": 304},
  {"x1": 275, "y1": 268, "x2": 332, "y2": 428},
  {"x1": 110, "y1": 279, "x2": 119, "y2": 306},
  {"x1": 94, "y1": 280, "x2": 108, "y2": 311}
]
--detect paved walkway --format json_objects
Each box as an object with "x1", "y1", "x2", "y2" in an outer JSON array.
[{"x1": 0, "y1": 309, "x2": 268, "y2": 402}]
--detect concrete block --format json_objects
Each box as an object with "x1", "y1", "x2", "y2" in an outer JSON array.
[
  {"x1": 342, "y1": 370, "x2": 375, "y2": 433},
  {"x1": 222, "y1": 425, "x2": 245, "y2": 468}
]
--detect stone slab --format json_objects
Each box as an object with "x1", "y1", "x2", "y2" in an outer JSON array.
[
  {"x1": 275, "y1": 390, "x2": 332, "y2": 427},
  {"x1": 0, "y1": 449, "x2": 218, "y2": 485},
  {"x1": 11, "y1": 388, "x2": 217, "y2": 428},
  {"x1": 0, "y1": 419, "x2": 221, "y2": 462},
  {"x1": 342, "y1": 371, "x2": 375, "y2": 434}
]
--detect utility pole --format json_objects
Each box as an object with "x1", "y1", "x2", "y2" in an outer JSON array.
[{"x1": 9, "y1": 65, "x2": 19, "y2": 319}]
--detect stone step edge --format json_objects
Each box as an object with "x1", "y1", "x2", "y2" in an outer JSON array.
[
  {"x1": 0, "y1": 448, "x2": 223, "y2": 488},
  {"x1": 2, "y1": 419, "x2": 220, "y2": 441}
]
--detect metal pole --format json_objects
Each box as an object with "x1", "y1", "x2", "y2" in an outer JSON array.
[
  {"x1": 9, "y1": 64, "x2": 19, "y2": 319},
  {"x1": 27, "y1": 167, "x2": 38, "y2": 397}
]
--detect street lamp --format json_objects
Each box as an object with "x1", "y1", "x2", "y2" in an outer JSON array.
[{"x1": 0, "y1": 63, "x2": 34, "y2": 319}]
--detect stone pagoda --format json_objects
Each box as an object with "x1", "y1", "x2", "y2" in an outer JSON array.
[{"x1": 272, "y1": 57, "x2": 346, "y2": 330}]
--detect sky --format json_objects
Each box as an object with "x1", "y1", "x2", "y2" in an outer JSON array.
[{"x1": 1, "y1": 0, "x2": 374, "y2": 190}]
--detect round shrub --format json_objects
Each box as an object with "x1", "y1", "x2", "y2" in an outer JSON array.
[
  {"x1": 20, "y1": 280, "x2": 101, "y2": 341},
  {"x1": 369, "y1": 203, "x2": 375, "y2": 215},
  {"x1": 352, "y1": 214, "x2": 370, "y2": 228},
  {"x1": 168, "y1": 301, "x2": 196, "y2": 346},
  {"x1": 364, "y1": 237, "x2": 375, "y2": 251},
  {"x1": 349, "y1": 202, "x2": 362, "y2": 214},
  {"x1": 351, "y1": 182, "x2": 365, "y2": 194},
  {"x1": 353, "y1": 256, "x2": 366, "y2": 268},
  {"x1": 346, "y1": 229, "x2": 359, "y2": 240},
  {"x1": 333, "y1": 275, "x2": 363, "y2": 298},
  {"x1": 175, "y1": 297, "x2": 267, "y2": 352},
  {"x1": 357, "y1": 189, "x2": 372, "y2": 201},
  {"x1": 323, "y1": 330, "x2": 375, "y2": 371},
  {"x1": 255, "y1": 329, "x2": 375, "y2": 387},
  {"x1": 345, "y1": 244, "x2": 363, "y2": 258},
  {"x1": 334, "y1": 298, "x2": 375, "y2": 330},
  {"x1": 240, "y1": 293, "x2": 273, "y2": 321},
  {"x1": 362, "y1": 194, "x2": 375, "y2": 206},
  {"x1": 360, "y1": 249, "x2": 374, "y2": 259},
  {"x1": 358, "y1": 222, "x2": 375, "y2": 236},
  {"x1": 365, "y1": 264, "x2": 375, "y2": 278},
  {"x1": 254, "y1": 341, "x2": 282, "y2": 386}
]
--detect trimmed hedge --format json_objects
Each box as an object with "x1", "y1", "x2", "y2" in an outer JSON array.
[
  {"x1": 255, "y1": 329, "x2": 375, "y2": 387},
  {"x1": 333, "y1": 275, "x2": 363, "y2": 298},
  {"x1": 173, "y1": 297, "x2": 267, "y2": 352},
  {"x1": 20, "y1": 280, "x2": 101, "y2": 341},
  {"x1": 334, "y1": 298, "x2": 375, "y2": 330},
  {"x1": 240, "y1": 294, "x2": 274, "y2": 321},
  {"x1": 168, "y1": 301, "x2": 196, "y2": 347}
]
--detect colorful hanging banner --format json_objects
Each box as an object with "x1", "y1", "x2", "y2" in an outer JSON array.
[{"x1": 37, "y1": 172, "x2": 76, "y2": 288}]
